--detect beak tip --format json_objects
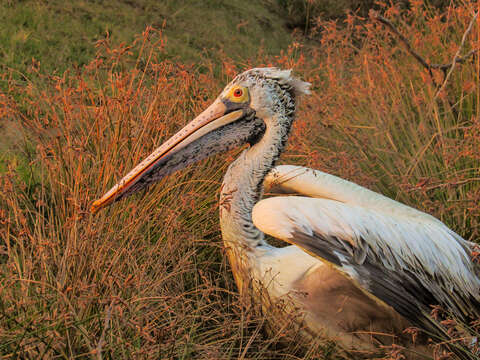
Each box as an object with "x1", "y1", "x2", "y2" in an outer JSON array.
[{"x1": 90, "y1": 199, "x2": 103, "y2": 215}]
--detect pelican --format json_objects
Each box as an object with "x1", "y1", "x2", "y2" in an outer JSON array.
[{"x1": 92, "y1": 68, "x2": 480, "y2": 358}]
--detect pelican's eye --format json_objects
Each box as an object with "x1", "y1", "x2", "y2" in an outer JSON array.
[{"x1": 227, "y1": 86, "x2": 249, "y2": 104}]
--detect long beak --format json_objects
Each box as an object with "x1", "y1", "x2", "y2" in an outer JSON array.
[{"x1": 91, "y1": 98, "x2": 246, "y2": 214}]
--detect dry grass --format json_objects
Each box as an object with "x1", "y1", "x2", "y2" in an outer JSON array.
[
  {"x1": 0, "y1": 1, "x2": 479, "y2": 359},
  {"x1": 287, "y1": 1, "x2": 480, "y2": 241}
]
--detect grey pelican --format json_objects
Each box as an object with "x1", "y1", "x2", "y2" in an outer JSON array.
[{"x1": 92, "y1": 68, "x2": 480, "y2": 358}]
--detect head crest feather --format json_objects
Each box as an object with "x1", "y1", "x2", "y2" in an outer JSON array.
[{"x1": 236, "y1": 67, "x2": 311, "y2": 98}]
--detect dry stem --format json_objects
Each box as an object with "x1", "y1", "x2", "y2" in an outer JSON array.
[
  {"x1": 434, "y1": 11, "x2": 479, "y2": 99},
  {"x1": 372, "y1": 11, "x2": 479, "y2": 92}
]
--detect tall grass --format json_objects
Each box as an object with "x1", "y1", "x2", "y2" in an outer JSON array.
[
  {"x1": 0, "y1": 1, "x2": 479, "y2": 359},
  {"x1": 291, "y1": 1, "x2": 480, "y2": 241}
]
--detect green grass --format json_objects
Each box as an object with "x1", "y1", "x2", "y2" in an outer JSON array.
[{"x1": 0, "y1": 0, "x2": 292, "y2": 76}]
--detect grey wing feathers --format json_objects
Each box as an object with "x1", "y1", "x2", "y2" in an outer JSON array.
[
  {"x1": 252, "y1": 196, "x2": 480, "y2": 329},
  {"x1": 291, "y1": 229, "x2": 479, "y2": 332}
]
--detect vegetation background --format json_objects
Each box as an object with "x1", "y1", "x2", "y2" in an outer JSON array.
[{"x1": 0, "y1": 0, "x2": 479, "y2": 359}]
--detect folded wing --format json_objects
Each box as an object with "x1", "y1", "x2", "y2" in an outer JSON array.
[{"x1": 253, "y1": 165, "x2": 480, "y2": 331}]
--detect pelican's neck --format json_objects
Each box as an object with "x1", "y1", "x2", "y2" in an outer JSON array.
[{"x1": 219, "y1": 114, "x2": 291, "y2": 251}]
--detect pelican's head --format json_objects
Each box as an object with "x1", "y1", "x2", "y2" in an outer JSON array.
[
  {"x1": 91, "y1": 68, "x2": 310, "y2": 213},
  {"x1": 219, "y1": 67, "x2": 311, "y2": 120}
]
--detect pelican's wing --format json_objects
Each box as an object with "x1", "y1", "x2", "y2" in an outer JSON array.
[{"x1": 254, "y1": 165, "x2": 480, "y2": 329}]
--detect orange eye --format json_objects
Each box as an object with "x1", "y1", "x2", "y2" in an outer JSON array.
[{"x1": 233, "y1": 88, "x2": 243, "y2": 97}]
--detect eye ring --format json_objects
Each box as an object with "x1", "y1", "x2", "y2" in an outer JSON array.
[{"x1": 233, "y1": 88, "x2": 243, "y2": 98}]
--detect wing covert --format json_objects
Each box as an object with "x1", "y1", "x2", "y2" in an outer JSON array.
[{"x1": 252, "y1": 195, "x2": 480, "y2": 329}]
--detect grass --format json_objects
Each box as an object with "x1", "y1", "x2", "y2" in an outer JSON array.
[
  {"x1": 0, "y1": 0, "x2": 479, "y2": 359},
  {"x1": 0, "y1": 0, "x2": 292, "y2": 80}
]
